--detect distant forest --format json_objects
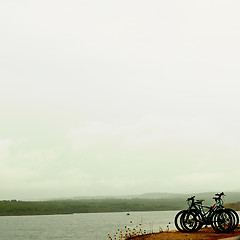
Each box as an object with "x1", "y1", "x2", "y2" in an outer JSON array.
[
  {"x1": 0, "y1": 198, "x2": 187, "y2": 216},
  {"x1": 0, "y1": 198, "x2": 239, "y2": 216}
]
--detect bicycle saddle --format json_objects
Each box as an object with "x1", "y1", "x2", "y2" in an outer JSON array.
[{"x1": 195, "y1": 199, "x2": 204, "y2": 204}]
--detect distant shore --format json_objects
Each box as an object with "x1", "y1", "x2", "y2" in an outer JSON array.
[
  {"x1": 0, "y1": 198, "x2": 239, "y2": 216},
  {"x1": 0, "y1": 198, "x2": 184, "y2": 216}
]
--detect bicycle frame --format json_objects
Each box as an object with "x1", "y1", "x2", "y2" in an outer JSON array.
[{"x1": 186, "y1": 193, "x2": 224, "y2": 226}]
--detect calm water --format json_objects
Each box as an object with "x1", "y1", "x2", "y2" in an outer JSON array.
[
  {"x1": 0, "y1": 211, "x2": 239, "y2": 240},
  {"x1": 0, "y1": 211, "x2": 178, "y2": 240}
]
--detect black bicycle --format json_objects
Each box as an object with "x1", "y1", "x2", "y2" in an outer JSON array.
[{"x1": 174, "y1": 192, "x2": 238, "y2": 233}]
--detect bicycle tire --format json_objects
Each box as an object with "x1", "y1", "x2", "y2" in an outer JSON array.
[
  {"x1": 211, "y1": 209, "x2": 233, "y2": 233},
  {"x1": 226, "y1": 208, "x2": 239, "y2": 231},
  {"x1": 180, "y1": 210, "x2": 199, "y2": 232},
  {"x1": 174, "y1": 210, "x2": 189, "y2": 232}
]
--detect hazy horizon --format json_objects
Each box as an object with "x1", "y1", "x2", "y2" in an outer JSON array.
[
  {"x1": 1, "y1": 0, "x2": 240, "y2": 200},
  {"x1": 12, "y1": 190, "x2": 240, "y2": 201}
]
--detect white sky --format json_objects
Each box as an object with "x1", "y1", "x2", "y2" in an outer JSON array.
[{"x1": 1, "y1": 0, "x2": 240, "y2": 200}]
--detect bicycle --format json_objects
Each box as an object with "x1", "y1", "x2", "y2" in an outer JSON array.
[{"x1": 175, "y1": 192, "x2": 237, "y2": 233}]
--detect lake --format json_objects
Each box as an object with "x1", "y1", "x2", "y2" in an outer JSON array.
[
  {"x1": 0, "y1": 211, "x2": 239, "y2": 240},
  {"x1": 0, "y1": 211, "x2": 178, "y2": 240}
]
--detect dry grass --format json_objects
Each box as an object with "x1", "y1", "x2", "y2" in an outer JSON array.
[{"x1": 128, "y1": 228, "x2": 240, "y2": 240}]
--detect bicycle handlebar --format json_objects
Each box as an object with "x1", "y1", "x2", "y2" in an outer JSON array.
[
  {"x1": 215, "y1": 192, "x2": 225, "y2": 197},
  {"x1": 213, "y1": 192, "x2": 225, "y2": 202},
  {"x1": 187, "y1": 196, "x2": 195, "y2": 202},
  {"x1": 187, "y1": 193, "x2": 224, "y2": 204}
]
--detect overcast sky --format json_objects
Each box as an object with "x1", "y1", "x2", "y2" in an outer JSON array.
[{"x1": 1, "y1": 0, "x2": 240, "y2": 200}]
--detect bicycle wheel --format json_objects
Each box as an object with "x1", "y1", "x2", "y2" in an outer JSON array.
[
  {"x1": 226, "y1": 208, "x2": 239, "y2": 231},
  {"x1": 180, "y1": 210, "x2": 199, "y2": 232},
  {"x1": 174, "y1": 210, "x2": 189, "y2": 232},
  {"x1": 211, "y1": 209, "x2": 233, "y2": 233},
  {"x1": 191, "y1": 210, "x2": 204, "y2": 231}
]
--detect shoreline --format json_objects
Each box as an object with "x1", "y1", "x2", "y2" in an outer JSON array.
[{"x1": 128, "y1": 228, "x2": 240, "y2": 240}]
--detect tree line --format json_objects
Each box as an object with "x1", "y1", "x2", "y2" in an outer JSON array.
[{"x1": 0, "y1": 198, "x2": 186, "y2": 216}]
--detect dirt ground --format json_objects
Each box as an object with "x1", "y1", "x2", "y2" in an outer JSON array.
[{"x1": 129, "y1": 228, "x2": 240, "y2": 240}]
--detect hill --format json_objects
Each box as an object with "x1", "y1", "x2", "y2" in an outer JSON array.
[
  {"x1": 225, "y1": 201, "x2": 240, "y2": 211},
  {"x1": 0, "y1": 198, "x2": 186, "y2": 216},
  {"x1": 0, "y1": 191, "x2": 239, "y2": 216},
  {"x1": 65, "y1": 191, "x2": 240, "y2": 205}
]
